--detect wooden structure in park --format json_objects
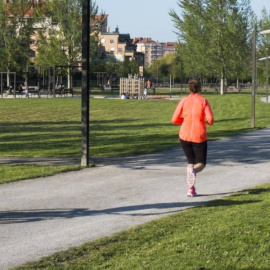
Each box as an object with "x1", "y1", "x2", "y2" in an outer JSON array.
[{"x1": 119, "y1": 74, "x2": 144, "y2": 99}]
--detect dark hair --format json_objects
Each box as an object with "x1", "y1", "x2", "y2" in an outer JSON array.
[{"x1": 188, "y1": 79, "x2": 201, "y2": 93}]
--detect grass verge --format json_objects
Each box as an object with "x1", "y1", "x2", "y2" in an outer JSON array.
[
  {"x1": 14, "y1": 183, "x2": 270, "y2": 270},
  {"x1": 1, "y1": 90, "x2": 270, "y2": 184},
  {"x1": 0, "y1": 164, "x2": 82, "y2": 185},
  {"x1": 1, "y1": 91, "x2": 270, "y2": 158}
]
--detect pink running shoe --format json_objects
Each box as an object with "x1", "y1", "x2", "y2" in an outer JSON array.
[
  {"x1": 187, "y1": 186, "x2": 197, "y2": 197},
  {"x1": 186, "y1": 165, "x2": 196, "y2": 187}
]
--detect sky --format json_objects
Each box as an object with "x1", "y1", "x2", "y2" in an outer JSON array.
[{"x1": 95, "y1": 0, "x2": 270, "y2": 42}]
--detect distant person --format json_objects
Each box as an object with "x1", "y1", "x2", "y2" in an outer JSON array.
[
  {"x1": 172, "y1": 79, "x2": 214, "y2": 197},
  {"x1": 19, "y1": 84, "x2": 23, "y2": 93},
  {"x1": 143, "y1": 87, "x2": 148, "y2": 99},
  {"x1": 147, "y1": 79, "x2": 151, "y2": 89},
  {"x1": 124, "y1": 93, "x2": 129, "y2": 99},
  {"x1": 24, "y1": 80, "x2": 29, "y2": 97}
]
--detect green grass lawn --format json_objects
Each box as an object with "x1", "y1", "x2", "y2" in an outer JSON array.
[
  {"x1": 0, "y1": 164, "x2": 82, "y2": 185},
  {"x1": 1, "y1": 90, "x2": 270, "y2": 158},
  {"x1": 2, "y1": 90, "x2": 270, "y2": 269},
  {"x1": 1, "y1": 90, "x2": 270, "y2": 184},
  {"x1": 14, "y1": 183, "x2": 270, "y2": 270}
]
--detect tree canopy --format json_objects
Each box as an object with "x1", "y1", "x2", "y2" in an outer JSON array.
[
  {"x1": 170, "y1": 0, "x2": 252, "y2": 94},
  {"x1": 0, "y1": 0, "x2": 36, "y2": 72}
]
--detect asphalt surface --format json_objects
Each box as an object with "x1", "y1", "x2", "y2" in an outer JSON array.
[{"x1": 0, "y1": 128, "x2": 270, "y2": 269}]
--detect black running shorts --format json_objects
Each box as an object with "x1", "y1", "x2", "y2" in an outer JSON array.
[{"x1": 180, "y1": 139, "x2": 207, "y2": 165}]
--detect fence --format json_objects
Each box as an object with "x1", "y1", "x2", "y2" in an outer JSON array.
[{"x1": 119, "y1": 74, "x2": 144, "y2": 99}]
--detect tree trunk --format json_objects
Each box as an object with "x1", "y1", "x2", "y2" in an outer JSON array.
[
  {"x1": 220, "y1": 68, "x2": 225, "y2": 95},
  {"x1": 67, "y1": 72, "x2": 71, "y2": 89},
  {"x1": 7, "y1": 65, "x2": 10, "y2": 87},
  {"x1": 7, "y1": 72, "x2": 10, "y2": 87}
]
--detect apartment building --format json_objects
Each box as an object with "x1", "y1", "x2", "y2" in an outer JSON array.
[
  {"x1": 99, "y1": 23, "x2": 144, "y2": 75},
  {"x1": 100, "y1": 28, "x2": 134, "y2": 61},
  {"x1": 133, "y1": 38, "x2": 176, "y2": 68},
  {"x1": 163, "y1": 42, "x2": 177, "y2": 55}
]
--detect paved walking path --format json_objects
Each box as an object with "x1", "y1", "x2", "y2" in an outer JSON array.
[{"x1": 0, "y1": 128, "x2": 270, "y2": 269}]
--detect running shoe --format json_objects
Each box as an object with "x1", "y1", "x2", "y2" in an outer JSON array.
[
  {"x1": 187, "y1": 186, "x2": 197, "y2": 197},
  {"x1": 187, "y1": 165, "x2": 196, "y2": 187}
]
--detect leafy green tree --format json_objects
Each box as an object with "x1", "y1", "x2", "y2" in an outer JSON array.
[
  {"x1": 105, "y1": 55, "x2": 117, "y2": 82},
  {"x1": 90, "y1": 33, "x2": 104, "y2": 75},
  {"x1": 257, "y1": 8, "x2": 270, "y2": 84},
  {"x1": 128, "y1": 58, "x2": 139, "y2": 75},
  {"x1": 170, "y1": 0, "x2": 252, "y2": 94},
  {"x1": 0, "y1": 0, "x2": 36, "y2": 77},
  {"x1": 116, "y1": 60, "x2": 129, "y2": 77},
  {"x1": 146, "y1": 53, "x2": 180, "y2": 83},
  {"x1": 35, "y1": 0, "x2": 101, "y2": 87},
  {"x1": 35, "y1": 0, "x2": 82, "y2": 86},
  {"x1": 104, "y1": 57, "x2": 140, "y2": 79}
]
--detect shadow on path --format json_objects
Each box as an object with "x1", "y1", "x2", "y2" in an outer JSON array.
[{"x1": 0, "y1": 194, "x2": 259, "y2": 225}]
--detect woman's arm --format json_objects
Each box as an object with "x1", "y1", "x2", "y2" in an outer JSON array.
[{"x1": 172, "y1": 100, "x2": 184, "y2": 125}]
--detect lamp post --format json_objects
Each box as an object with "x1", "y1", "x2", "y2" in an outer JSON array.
[
  {"x1": 265, "y1": 52, "x2": 268, "y2": 104},
  {"x1": 251, "y1": 30, "x2": 256, "y2": 128},
  {"x1": 251, "y1": 29, "x2": 270, "y2": 128},
  {"x1": 81, "y1": 0, "x2": 90, "y2": 166},
  {"x1": 170, "y1": 74, "x2": 172, "y2": 98},
  {"x1": 258, "y1": 55, "x2": 270, "y2": 103},
  {"x1": 157, "y1": 66, "x2": 158, "y2": 86},
  {"x1": 259, "y1": 29, "x2": 270, "y2": 105}
]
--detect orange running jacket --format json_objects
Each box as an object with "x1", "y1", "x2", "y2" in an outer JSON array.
[{"x1": 172, "y1": 93, "x2": 214, "y2": 143}]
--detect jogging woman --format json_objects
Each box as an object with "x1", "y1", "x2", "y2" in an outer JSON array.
[{"x1": 172, "y1": 79, "x2": 214, "y2": 197}]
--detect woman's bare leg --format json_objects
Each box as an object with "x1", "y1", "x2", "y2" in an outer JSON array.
[{"x1": 194, "y1": 163, "x2": 205, "y2": 173}]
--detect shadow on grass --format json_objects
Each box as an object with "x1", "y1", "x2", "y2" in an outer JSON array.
[
  {"x1": 240, "y1": 269, "x2": 270, "y2": 270},
  {"x1": 231, "y1": 187, "x2": 270, "y2": 196},
  {"x1": 200, "y1": 199, "x2": 261, "y2": 208},
  {"x1": 246, "y1": 188, "x2": 270, "y2": 195},
  {"x1": 1, "y1": 119, "x2": 270, "y2": 167},
  {"x1": 212, "y1": 117, "x2": 250, "y2": 123},
  {"x1": 239, "y1": 268, "x2": 270, "y2": 270}
]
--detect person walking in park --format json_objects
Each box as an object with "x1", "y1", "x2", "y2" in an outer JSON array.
[
  {"x1": 172, "y1": 79, "x2": 214, "y2": 197},
  {"x1": 147, "y1": 79, "x2": 151, "y2": 89},
  {"x1": 143, "y1": 87, "x2": 148, "y2": 99}
]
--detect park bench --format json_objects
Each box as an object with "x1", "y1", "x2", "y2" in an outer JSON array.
[
  {"x1": 102, "y1": 84, "x2": 119, "y2": 92},
  {"x1": 63, "y1": 88, "x2": 73, "y2": 97},
  {"x1": 148, "y1": 94, "x2": 171, "y2": 99},
  {"x1": 1, "y1": 86, "x2": 24, "y2": 97},
  {"x1": 215, "y1": 87, "x2": 240, "y2": 93},
  {"x1": 27, "y1": 86, "x2": 40, "y2": 97},
  {"x1": 53, "y1": 86, "x2": 73, "y2": 97},
  {"x1": 54, "y1": 86, "x2": 64, "y2": 96},
  {"x1": 226, "y1": 86, "x2": 240, "y2": 93}
]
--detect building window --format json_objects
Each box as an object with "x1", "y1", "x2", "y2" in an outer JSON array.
[
  {"x1": 110, "y1": 39, "x2": 114, "y2": 44},
  {"x1": 101, "y1": 38, "x2": 105, "y2": 44},
  {"x1": 118, "y1": 48, "x2": 122, "y2": 53},
  {"x1": 110, "y1": 48, "x2": 115, "y2": 52}
]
